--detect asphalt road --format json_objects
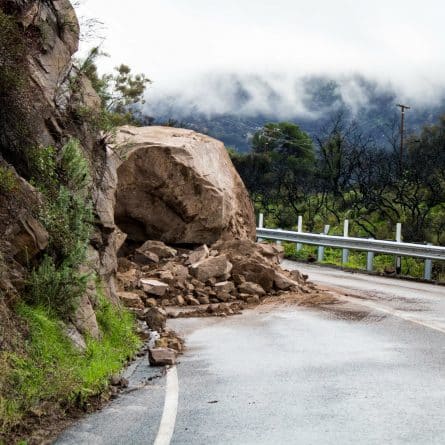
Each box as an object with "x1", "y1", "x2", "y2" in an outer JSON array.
[{"x1": 55, "y1": 262, "x2": 445, "y2": 445}]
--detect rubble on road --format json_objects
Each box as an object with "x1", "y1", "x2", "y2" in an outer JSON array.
[
  {"x1": 116, "y1": 238, "x2": 315, "y2": 365},
  {"x1": 117, "y1": 238, "x2": 311, "y2": 315}
]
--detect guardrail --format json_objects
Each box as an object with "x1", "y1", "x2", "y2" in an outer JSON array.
[{"x1": 256, "y1": 217, "x2": 445, "y2": 280}]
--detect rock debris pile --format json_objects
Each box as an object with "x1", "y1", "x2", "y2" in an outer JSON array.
[{"x1": 116, "y1": 238, "x2": 315, "y2": 365}]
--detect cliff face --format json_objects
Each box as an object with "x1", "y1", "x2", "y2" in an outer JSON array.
[{"x1": 0, "y1": 0, "x2": 120, "y2": 336}]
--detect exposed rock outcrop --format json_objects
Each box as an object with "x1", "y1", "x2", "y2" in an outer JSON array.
[{"x1": 113, "y1": 126, "x2": 256, "y2": 245}]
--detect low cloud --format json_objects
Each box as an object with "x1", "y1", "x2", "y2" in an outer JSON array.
[
  {"x1": 77, "y1": 0, "x2": 445, "y2": 118},
  {"x1": 144, "y1": 72, "x2": 422, "y2": 120}
]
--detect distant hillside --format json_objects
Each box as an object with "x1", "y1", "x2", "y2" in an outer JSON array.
[{"x1": 146, "y1": 75, "x2": 445, "y2": 152}]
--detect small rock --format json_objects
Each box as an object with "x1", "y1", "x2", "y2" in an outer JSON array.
[
  {"x1": 158, "y1": 270, "x2": 175, "y2": 283},
  {"x1": 238, "y1": 281, "x2": 266, "y2": 296},
  {"x1": 117, "y1": 257, "x2": 133, "y2": 273},
  {"x1": 110, "y1": 375, "x2": 129, "y2": 388},
  {"x1": 148, "y1": 347, "x2": 177, "y2": 366},
  {"x1": 163, "y1": 263, "x2": 190, "y2": 284},
  {"x1": 168, "y1": 337, "x2": 183, "y2": 352},
  {"x1": 189, "y1": 255, "x2": 233, "y2": 282},
  {"x1": 140, "y1": 278, "x2": 169, "y2": 297},
  {"x1": 155, "y1": 337, "x2": 169, "y2": 348},
  {"x1": 133, "y1": 250, "x2": 160, "y2": 265},
  {"x1": 191, "y1": 279, "x2": 204, "y2": 290},
  {"x1": 232, "y1": 274, "x2": 246, "y2": 285},
  {"x1": 256, "y1": 242, "x2": 284, "y2": 263},
  {"x1": 238, "y1": 293, "x2": 251, "y2": 302},
  {"x1": 246, "y1": 295, "x2": 260, "y2": 305},
  {"x1": 176, "y1": 295, "x2": 185, "y2": 306},
  {"x1": 186, "y1": 245, "x2": 209, "y2": 265},
  {"x1": 197, "y1": 294, "x2": 210, "y2": 305},
  {"x1": 273, "y1": 271, "x2": 298, "y2": 291},
  {"x1": 185, "y1": 295, "x2": 200, "y2": 306},
  {"x1": 138, "y1": 240, "x2": 177, "y2": 259},
  {"x1": 384, "y1": 266, "x2": 396, "y2": 275},
  {"x1": 206, "y1": 303, "x2": 220, "y2": 314},
  {"x1": 214, "y1": 281, "x2": 235, "y2": 294},
  {"x1": 216, "y1": 293, "x2": 231, "y2": 302},
  {"x1": 185, "y1": 282, "x2": 195, "y2": 292},
  {"x1": 145, "y1": 307, "x2": 167, "y2": 331},
  {"x1": 145, "y1": 298, "x2": 157, "y2": 307},
  {"x1": 117, "y1": 268, "x2": 140, "y2": 290},
  {"x1": 118, "y1": 291, "x2": 144, "y2": 309}
]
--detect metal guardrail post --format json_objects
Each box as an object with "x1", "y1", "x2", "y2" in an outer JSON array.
[
  {"x1": 317, "y1": 225, "x2": 330, "y2": 263},
  {"x1": 424, "y1": 243, "x2": 433, "y2": 280},
  {"x1": 258, "y1": 213, "x2": 264, "y2": 242},
  {"x1": 395, "y1": 223, "x2": 402, "y2": 274},
  {"x1": 296, "y1": 215, "x2": 303, "y2": 252},
  {"x1": 276, "y1": 228, "x2": 282, "y2": 246},
  {"x1": 342, "y1": 219, "x2": 349, "y2": 265},
  {"x1": 367, "y1": 238, "x2": 374, "y2": 271},
  {"x1": 317, "y1": 233, "x2": 324, "y2": 262}
]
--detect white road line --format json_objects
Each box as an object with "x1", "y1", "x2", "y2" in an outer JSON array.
[
  {"x1": 338, "y1": 294, "x2": 445, "y2": 335},
  {"x1": 153, "y1": 366, "x2": 179, "y2": 445}
]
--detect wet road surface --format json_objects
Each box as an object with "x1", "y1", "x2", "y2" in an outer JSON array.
[
  {"x1": 56, "y1": 265, "x2": 445, "y2": 445},
  {"x1": 283, "y1": 261, "x2": 445, "y2": 332}
]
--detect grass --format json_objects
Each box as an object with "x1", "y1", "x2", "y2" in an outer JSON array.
[{"x1": 0, "y1": 293, "x2": 141, "y2": 442}]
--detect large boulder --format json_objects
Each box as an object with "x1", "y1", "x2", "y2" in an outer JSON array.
[{"x1": 113, "y1": 126, "x2": 256, "y2": 244}]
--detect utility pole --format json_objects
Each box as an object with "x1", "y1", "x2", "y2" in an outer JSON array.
[{"x1": 396, "y1": 104, "x2": 410, "y2": 172}]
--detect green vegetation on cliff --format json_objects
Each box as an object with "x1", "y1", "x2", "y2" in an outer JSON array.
[
  {"x1": 0, "y1": 295, "x2": 140, "y2": 441},
  {"x1": 26, "y1": 139, "x2": 92, "y2": 317}
]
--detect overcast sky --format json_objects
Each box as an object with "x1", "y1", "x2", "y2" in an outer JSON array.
[{"x1": 76, "y1": 1, "x2": 445, "y2": 115}]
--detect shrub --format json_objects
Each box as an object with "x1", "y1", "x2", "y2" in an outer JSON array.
[
  {"x1": 26, "y1": 255, "x2": 88, "y2": 318},
  {"x1": 59, "y1": 139, "x2": 91, "y2": 192},
  {"x1": 26, "y1": 140, "x2": 93, "y2": 317},
  {"x1": 0, "y1": 166, "x2": 17, "y2": 194}
]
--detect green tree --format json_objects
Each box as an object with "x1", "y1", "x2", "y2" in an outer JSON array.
[
  {"x1": 252, "y1": 122, "x2": 314, "y2": 160},
  {"x1": 232, "y1": 122, "x2": 316, "y2": 227},
  {"x1": 78, "y1": 47, "x2": 151, "y2": 127}
]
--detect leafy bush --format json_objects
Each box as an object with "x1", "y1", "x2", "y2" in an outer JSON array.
[
  {"x1": 0, "y1": 166, "x2": 17, "y2": 194},
  {"x1": 27, "y1": 145, "x2": 57, "y2": 191},
  {"x1": 59, "y1": 139, "x2": 91, "y2": 192},
  {"x1": 39, "y1": 186, "x2": 92, "y2": 264},
  {"x1": 26, "y1": 140, "x2": 93, "y2": 317},
  {"x1": 26, "y1": 256, "x2": 88, "y2": 318}
]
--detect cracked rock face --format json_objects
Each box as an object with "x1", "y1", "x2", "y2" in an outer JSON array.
[{"x1": 113, "y1": 126, "x2": 256, "y2": 245}]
